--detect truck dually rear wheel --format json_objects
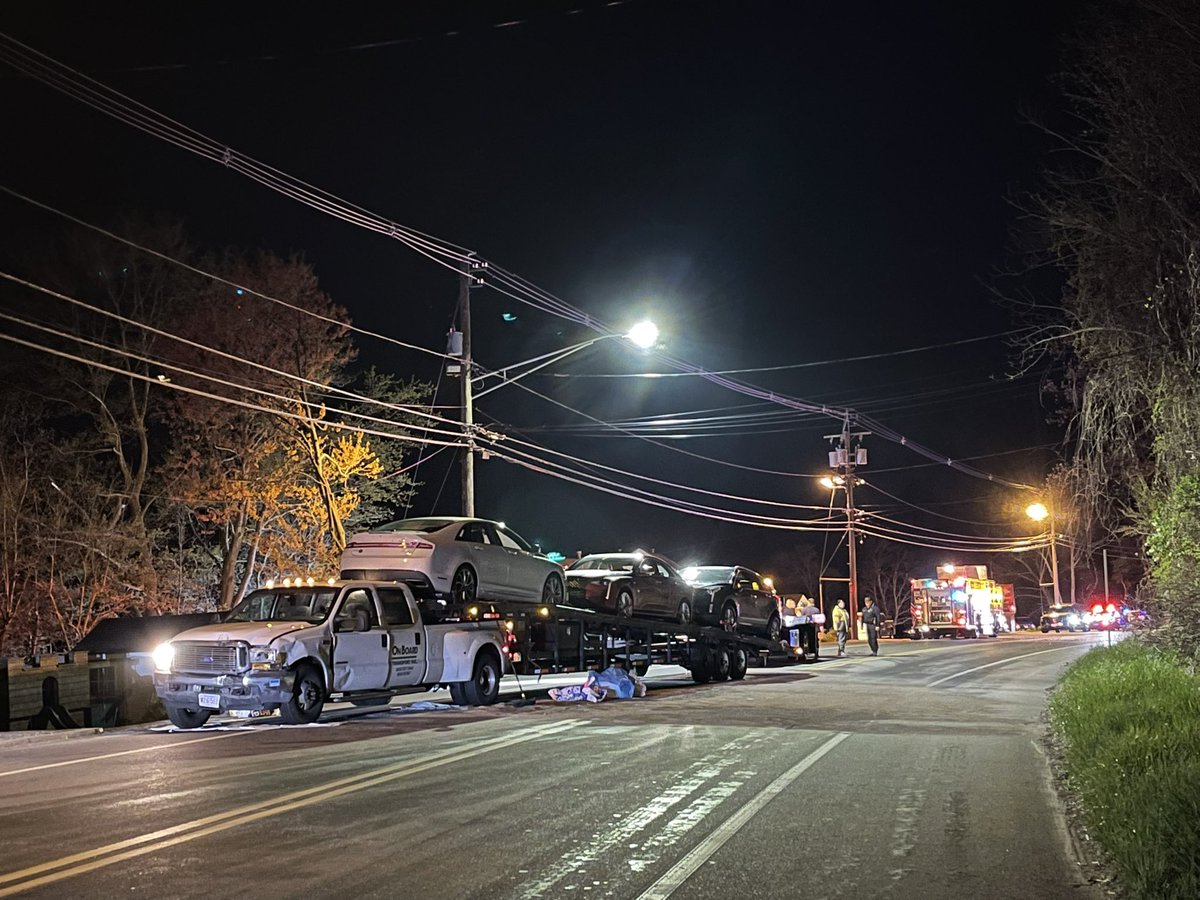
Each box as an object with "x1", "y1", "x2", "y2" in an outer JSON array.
[{"x1": 461, "y1": 652, "x2": 501, "y2": 706}]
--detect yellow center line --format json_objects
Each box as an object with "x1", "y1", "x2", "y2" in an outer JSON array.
[
  {"x1": 0, "y1": 719, "x2": 583, "y2": 896},
  {"x1": 0, "y1": 730, "x2": 255, "y2": 778}
]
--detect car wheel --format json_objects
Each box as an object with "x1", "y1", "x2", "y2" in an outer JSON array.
[
  {"x1": 462, "y1": 651, "x2": 501, "y2": 706},
  {"x1": 616, "y1": 589, "x2": 634, "y2": 618},
  {"x1": 677, "y1": 598, "x2": 693, "y2": 626},
  {"x1": 728, "y1": 648, "x2": 748, "y2": 680},
  {"x1": 280, "y1": 664, "x2": 325, "y2": 725},
  {"x1": 452, "y1": 565, "x2": 478, "y2": 604},
  {"x1": 542, "y1": 573, "x2": 564, "y2": 607},
  {"x1": 719, "y1": 603, "x2": 738, "y2": 633},
  {"x1": 765, "y1": 613, "x2": 782, "y2": 642},
  {"x1": 165, "y1": 704, "x2": 212, "y2": 729}
]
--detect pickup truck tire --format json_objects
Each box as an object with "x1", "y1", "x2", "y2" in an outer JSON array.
[
  {"x1": 462, "y1": 651, "x2": 501, "y2": 706},
  {"x1": 448, "y1": 682, "x2": 469, "y2": 705},
  {"x1": 280, "y1": 664, "x2": 326, "y2": 724},
  {"x1": 165, "y1": 704, "x2": 212, "y2": 729},
  {"x1": 728, "y1": 648, "x2": 748, "y2": 680}
]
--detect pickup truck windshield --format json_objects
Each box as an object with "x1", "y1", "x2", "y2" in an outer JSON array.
[{"x1": 225, "y1": 589, "x2": 337, "y2": 624}]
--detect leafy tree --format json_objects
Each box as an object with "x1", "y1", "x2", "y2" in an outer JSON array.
[{"x1": 1022, "y1": 0, "x2": 1200, "y2": 657}]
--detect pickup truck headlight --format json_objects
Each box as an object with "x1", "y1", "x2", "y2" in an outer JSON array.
[
  {"x1": 152, "y1": 642, "x2": 175, "y2": 673},
  {"x1": 250, "y1": 646, "x2": 284, "y2": 669}
]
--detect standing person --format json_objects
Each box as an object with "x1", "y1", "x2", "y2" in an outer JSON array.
[
  {"x1": 862, "y1": 596, "x2": 882, "y2": 656},
  {"x1": 832, "y1": 598, "x2": 850, "y2": 657}
]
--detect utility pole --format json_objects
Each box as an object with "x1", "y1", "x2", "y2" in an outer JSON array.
[
  {"x1": 458, "y1": 260, "x2": 475, "y2": 517},
  {"x1": 824, "y1": 421, "x2": 869, "y2": 637}
]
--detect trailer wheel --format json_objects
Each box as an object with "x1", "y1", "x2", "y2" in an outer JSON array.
[
  {"x1": 462, "y1": 651, "x2": 501, "y2": 706},
  {"x1": 280, "y1": 664, "x2": 326, "y2": 725},
  {"x1": 765, "y1": 613, "x2": 782, "y2": 642},
  {"x1": 616, "y1": 589, "x2": 634, "y2": 618},
  {"x1": 452, "y1": 565, "x2": 478, "y2": 604},
  {"x1": 165, "y1": 704, "x2": 212, "y2": 729},
  {"x1": 711, "y1": 647, "x2": 731, "y2": 682},
  {"x1": 689, "y1": 650, "x2": 712, "y2": 684},
  {"x1": 719, "y1": 603, "x2": 738, "y2": 632},
  {"x1": 677, "y1": 598, "x2": 694, "y2": 626},
  {"x1": 728, "y1": 648, "x2": 748, "y2": 680}
]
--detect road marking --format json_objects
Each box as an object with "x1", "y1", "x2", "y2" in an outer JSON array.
[
  {"x1": 0, "y1": 730, "x2": 255, "y2": 779},
  {"x1": 517, "y1": 730, "x2": 759, "y2": 899},
  {"x1": 0, "y1": 719, "x2": 583, "y2": 897},
  {"x1": 635, "y1": 731, "x2": 851, "y2": 900},
  {"x1": 925, "y1": 646, "x2": 1074, "y2": 687}
]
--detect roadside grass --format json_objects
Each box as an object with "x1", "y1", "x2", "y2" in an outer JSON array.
[{"x1": 1049, "y1": 640, "x2": 1200, "y2": 899}]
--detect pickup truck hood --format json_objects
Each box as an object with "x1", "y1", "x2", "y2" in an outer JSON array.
[{"x1": 167, "y1": 621, "x2": 317, "y2": 645}]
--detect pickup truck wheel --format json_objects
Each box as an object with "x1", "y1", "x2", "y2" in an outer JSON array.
[
  {"x1": 452, "y1": 565, "x2": 478, "y2": 604},
  {"x1": 462, "y1": 652, "x2": 501, "y2": 706},
  {"x1": 449, "y1": 682, "x2": 469, "y2": 705},
  {"x1": 719, "y1": 603, "x2": 738, "y2": 633},
  {"x1": 542, "y1": 574, "x2": 565, "y2": 607},
  {"x1": 765, "y1": 613, "x2": 782, "y2": 642},
  {"x1": 165, "y1": 704, "x2": 212, "y2": 729},
  {"x1": 728, "y1": 648, "x2": 748, "y2": 680},
  {"x1": 616, "y1": 589, "x2": 634, "y2": 618},
  {"x1": 280, "y1": 664, "x2": 326, "y2": 725}
]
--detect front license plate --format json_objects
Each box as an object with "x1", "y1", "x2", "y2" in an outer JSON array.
[{"x1": 198, "y1": 692, "x2": 221, "y2": 709}]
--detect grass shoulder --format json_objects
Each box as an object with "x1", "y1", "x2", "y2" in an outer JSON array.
[{"x1": 1049, "y1": 640, "x2": 1200, "y2": 900}]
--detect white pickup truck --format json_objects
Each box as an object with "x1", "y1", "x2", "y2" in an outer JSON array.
[{"x1": 152, "y1": 580, "x2": 506, "y2": 729}]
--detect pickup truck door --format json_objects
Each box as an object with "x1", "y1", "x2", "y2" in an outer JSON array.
[
  {"x1": 377, "y1": 587, "x2": 428, "y2": 686},
  {"x1": 330, "y1": 588, "x2": 392, "y2": 691}
]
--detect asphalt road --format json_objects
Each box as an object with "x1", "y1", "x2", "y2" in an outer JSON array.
[{"x1": 0, "y1": 632, "x2": 1111, "y2": 899}]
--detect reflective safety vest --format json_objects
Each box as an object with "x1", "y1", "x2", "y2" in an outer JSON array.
[{"x1": 832, "y1": 606, "x2": 850, "y2": 631}]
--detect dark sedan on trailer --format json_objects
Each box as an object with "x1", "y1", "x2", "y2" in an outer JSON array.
[
  {"x1": 564, "y1": 552, "x2": 696, "y2": 624},
  {"x1": 679, "y1": 565, "x2": 784, "y2": 640}
]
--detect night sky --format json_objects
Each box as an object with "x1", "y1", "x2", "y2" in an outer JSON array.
[{"x1": 1, "y1": 1, "x2": 1081, "y2": 587}]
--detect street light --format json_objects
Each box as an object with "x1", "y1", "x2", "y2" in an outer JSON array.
[
  {"x1": 1025, "y1": 502, "x2": 1062, "y2": 606},
  {"x1": 455, "y1": 318, "x2": 659, "y2": 515}
]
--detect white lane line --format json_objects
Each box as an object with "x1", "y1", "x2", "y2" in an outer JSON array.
[
  {"x1": 635, "y1": 731, "x2": 851, "y2": 900},
  {"x1": 0, "y1": 730, "x2": 255, "y2": 778},
  {"x1": 925, "y1": 646, "x2": 1074, "y2": 687},
  {"x1": 518, "y1": 732, "x2": 763, "y2": 899},
  {"x1": 0, "y1": 719, "x2": 583, "y2": 897}
]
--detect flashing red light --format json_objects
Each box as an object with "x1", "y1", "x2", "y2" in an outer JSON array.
[{"x1": 1092, "y1": 603, "x2": 1104, "y2": 615}]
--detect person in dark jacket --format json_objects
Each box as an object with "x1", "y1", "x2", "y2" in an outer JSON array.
[{"x1": 862, "y1": 596, "x2": 883, "y2": 656}]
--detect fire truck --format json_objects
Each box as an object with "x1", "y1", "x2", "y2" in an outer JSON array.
[{"x1": 909, "y1": 565, "x2": 1014, "y2": 640}]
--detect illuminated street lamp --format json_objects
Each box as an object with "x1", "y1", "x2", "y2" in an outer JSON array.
[
  {"x1": 456, "y1": 319, "x2": 659, "y2": 514},
  {"x1": 1025, "y1": 502, "x2": 1062, "y2": 606}
]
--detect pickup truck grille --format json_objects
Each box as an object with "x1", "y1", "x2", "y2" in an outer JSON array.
[{"x1": 173, "y1": 641, "x2": 249, "y2": 674}]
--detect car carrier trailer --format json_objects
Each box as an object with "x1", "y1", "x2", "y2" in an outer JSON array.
[{"x1": 491, "y1": 602, "x2": 817, "y2": 685}]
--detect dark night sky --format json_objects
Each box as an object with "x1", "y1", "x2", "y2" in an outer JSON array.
[{"x1": 1, "y1": 1, "x2": 1081, "y2": 589}]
